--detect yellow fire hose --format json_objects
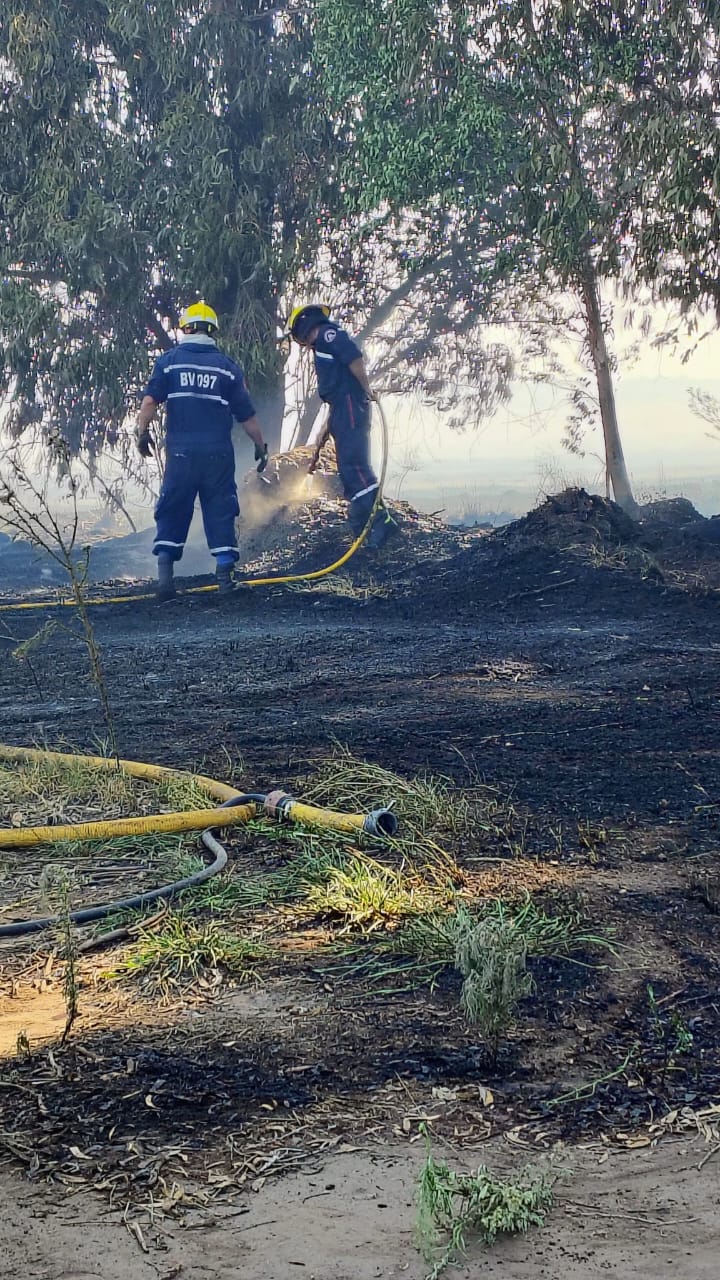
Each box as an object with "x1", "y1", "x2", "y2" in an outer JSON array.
[
  {"x1": 0, "y1": 744, "x2": 398, "y2": 936},
  {"x1": 0, "y1": 744, "x2": 397, "y2": 848},
  {"x1": 0, "y1": 401, "x2": 391, "y2": 613}
]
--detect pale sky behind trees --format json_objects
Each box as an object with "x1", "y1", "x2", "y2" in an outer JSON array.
[{"x1": 379, "y1": 320, "x2": 720, "y2": 516}]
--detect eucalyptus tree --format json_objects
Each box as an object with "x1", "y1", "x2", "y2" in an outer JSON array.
[
  {"x1": 315, "y1": 0, "x2": 720, "y2": 512},
  {"x1": 0, "y1": 0, "x2": 331, "y2": 459}
]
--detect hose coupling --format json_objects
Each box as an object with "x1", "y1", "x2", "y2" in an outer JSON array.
[
  {"x1": 263, "y1": 789, "x2": 295, "y2": 820},
  {"x1": 362, "y1": 808, "x2": 398, "y2": 838}
]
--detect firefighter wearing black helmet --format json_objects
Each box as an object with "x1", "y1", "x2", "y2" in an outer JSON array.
[{"x1": 287, "y1": 304, "x2": 398, "y2": 549}]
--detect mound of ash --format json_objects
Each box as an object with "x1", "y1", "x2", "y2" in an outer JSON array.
[
  {"x1": 398, "y1": 488, "x2": 719, "y2": 613},
  {"x1": 500, "y1": 487, "x2": 639, "y2": 549},
  {"x1": 233, "y1": 441, "x2": 465, "y2": 580},
  {"x1": 3, "y1": 472, "x2": 719, "y2": 607}
]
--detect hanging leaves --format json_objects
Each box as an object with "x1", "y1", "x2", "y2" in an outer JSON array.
[
  {"x1": 313, "y1": 0, "x2": 720, "y2": 467},
  {"x1": 0, "y1": 0, "x2": 335, "y2": 457}
]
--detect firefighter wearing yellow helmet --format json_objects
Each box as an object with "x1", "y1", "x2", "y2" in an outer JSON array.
[
  {"x1": 135, "y1": 301, "x2": 269, "y2": 599},
  {"x1": 287, "y1": 304, "x2": 399, "y2": 549},
  {"x1": 177, "y1": 301, "x2": 220, "y2": 333}
]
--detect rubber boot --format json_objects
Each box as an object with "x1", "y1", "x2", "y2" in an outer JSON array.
[
  {"x1": 367, "y1": 509, "x2": 400, "y2": 550},
  {"x1": 156, "y1": 553, "x2": 176, "y2": 600},
  {"x1": 216, "y1": 564, "x2": 236, "y2": 595}
]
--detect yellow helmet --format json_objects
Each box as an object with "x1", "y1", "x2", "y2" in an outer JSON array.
[
  {"x1": 287, "y1": 302, "x2": 331, "y2": 340},
  {"x1": 178, "y1": 301, "x2": 219, "y2": 333}
]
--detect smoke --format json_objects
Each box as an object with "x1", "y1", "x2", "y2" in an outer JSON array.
[{"x1": 237, "y1": 465, "x2": 315, "y2": 533}]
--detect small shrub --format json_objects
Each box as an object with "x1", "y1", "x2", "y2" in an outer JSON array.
[
  {"x1": 455, "y1": 914, "x2": 533, "y2": 1062},
  {"x1": 418, "y1": 1130, "x2": 554, "y2": 1279}
]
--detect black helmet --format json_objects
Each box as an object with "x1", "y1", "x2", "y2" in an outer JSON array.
[{"x1": 288, "y1": 303, "x2": 331, "y2": 342}]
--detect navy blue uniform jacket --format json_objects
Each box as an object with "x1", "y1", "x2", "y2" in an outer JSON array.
[
  {"x1": 312, "y1": 323, "x2": 365, "y2": 404},
  {"x1": 144, "y1": 341, "x2": 256, "y2": 451}
]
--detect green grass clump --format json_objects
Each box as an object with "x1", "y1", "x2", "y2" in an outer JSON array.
[
  {"x1": 0, "y1": 755, "x2": 216, "y2": 829},
  {"x1": 392, "y1": 897, "x2": 614, "y2": 968},
  {"x1": 301, "y1": 854, "x2": 451, "y2": 931},
  {"x1": 105, "y1": 914, "x2": 268, "y2": 994},
  {"x1": 175, "y1": 825, "x2": 450, "y2": 932},
  {"x1": 0, "y1": 756, "x2": 139, "y2": 823},
  {"x1": 31, "y1": 831, "x2": 191, "y2": 863},
  {"x1": 302, "y1": 746, "x2": 471, "y2": 839},
  {"x1": 151, "y1": 771, "x2": 217, "y2": 812},
  {"x1": 299, "y1": 745, "x2": 527, "y2": 866},
  {"x1": 326, "y1": 897, "x2": 616, "y2": 1000}
]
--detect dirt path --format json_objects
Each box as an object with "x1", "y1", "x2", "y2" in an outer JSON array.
[{"x1": 2, "y1": 1136, "x2": 717, "y2": 1280}]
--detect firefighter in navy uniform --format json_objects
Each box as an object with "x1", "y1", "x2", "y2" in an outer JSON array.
[
  {"x1": 135, "y1": 302, "x2": 268, "y2": 598},
  {"x1": 287, "y1": 303, "x2": 399, "y2": 549}
]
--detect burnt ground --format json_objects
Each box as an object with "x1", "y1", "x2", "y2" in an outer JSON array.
[{"x1": 0, "y1": 489, "x2": 719, "y2": 1275}]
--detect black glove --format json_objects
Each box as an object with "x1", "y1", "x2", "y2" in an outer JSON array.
[
  {"x1": 136, "y1": 428, "x2": 154, "y2": 459},
  {"x1": 255, "y1": 442, "x2": 269, "y2": 473}
]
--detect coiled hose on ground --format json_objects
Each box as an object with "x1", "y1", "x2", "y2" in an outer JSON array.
[{"x1": 0, "y1": 745, "x2": 398, "y2": 939}]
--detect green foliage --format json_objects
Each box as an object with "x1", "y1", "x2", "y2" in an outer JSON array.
[
  {"x1": 4, "y1": 1, "x2": 719, "y2": 463},
  {"x1": 0, "y1": 0, "x2": 333, "y2": 455},
  {"x1": 323, "y1": 896, "x2": 617, "y2": 1004},
  {"x1": 315, "y1": 0, "x2": 720, "y2": 464},
  {"x1": 317, "y1": 0, "x2": 720, "y2": 297},
  {"x1": 455, "y1": 912, "x2": 534, "y2": 1061},
  {"x1": 301, "y1": 747, "x2": 481, "y2": 853},
  {"x1": 418, "y1": 1130, "x2": 554, "y2": 1279},
  {"x1": 105, "y1": 913, "x2": 268, "y2": 994},
  {"x1": 393, "y1": 897, "x2": 615, "y2": 969},
  {"x1": 301, "y1": 853, "x2": 450, "y2": 931}
]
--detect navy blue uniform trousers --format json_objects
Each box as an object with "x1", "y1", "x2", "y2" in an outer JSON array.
[
  {"x1": 328, "y1": 393, "x2": 382, "y2": 535},
  {"x1": 153, "y1": 448, "x2": 239, "y2": 565}
]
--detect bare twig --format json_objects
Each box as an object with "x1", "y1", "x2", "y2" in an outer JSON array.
[
  {"x1": 698, "y1": 1143, "x2": 720, "y2": 1172},
  {"x1": 493, "y1": 578, "x2": 576, "y2": 608},
  {"x1": 561, "y1": 1200, "x2": 698, "y2": 1228},
  {"x1": 0, "y1": 439, "x2": 120, "y2": 761}
]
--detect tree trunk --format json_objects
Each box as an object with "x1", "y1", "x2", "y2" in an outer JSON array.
[
  {"x1": 233, "y1": 387, "x2": 285, "y2": 479},
  {"x1": 286, "y1": 247, "x2": 465, "y2": 450},
  {"x1": 579, "y1": 263, "x2": 639, "y2": 516},
  {"x1": 248, "y1": 388, "x2": 286, "y2": 455},
  {"x1": 296, "y1": 392, "x2": 323, "y2": 448}
]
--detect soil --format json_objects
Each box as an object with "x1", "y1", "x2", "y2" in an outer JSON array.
[
  {"x1": 2, "y1": 1138, "x2": 718, "y2": 1280},
  {"x1": 0, "y1": 488, "x2": 719, "y2": 1278}
]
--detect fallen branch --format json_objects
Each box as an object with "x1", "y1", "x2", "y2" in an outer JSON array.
[
  {"x1": 77, "y1": 906, "x2": 168, "y2": 954},
  {"x1": 493, "y1": 578, "x2": 576, "y2": 608},
  {"x1": 561, "y1": 1200, "x2": 698, "y2": 1228}
]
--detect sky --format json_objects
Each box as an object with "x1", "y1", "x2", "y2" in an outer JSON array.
[{"x1": 378, "y1": 316, "x2": 720, "y2": 517}]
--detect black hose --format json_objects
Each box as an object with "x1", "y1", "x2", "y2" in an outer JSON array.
[{"x1": 0, "y1": 793, "x2": 267, "y2": 940}]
